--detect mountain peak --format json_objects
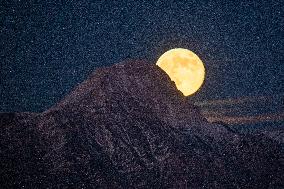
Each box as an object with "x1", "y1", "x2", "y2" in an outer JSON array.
[
  {"x1": 52, "y1": 60, "x2": 203, "y2": 129},
  {"x1": 56, "y1": 60, "x2": 182, "y2": 107}
]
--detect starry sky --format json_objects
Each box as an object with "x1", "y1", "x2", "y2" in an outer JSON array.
[{"x1": 1, "y1": 0, "x2": 283, "y2": 112}]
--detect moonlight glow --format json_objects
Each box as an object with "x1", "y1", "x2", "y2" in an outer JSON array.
[{"x1": 156, "y1": 48, "x2": 205, "y2": 96}]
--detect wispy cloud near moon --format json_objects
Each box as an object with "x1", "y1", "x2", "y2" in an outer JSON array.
[
  {"x1": 194, "y1": 94, "x2": 284, "y2": 125},
  {"x1": 194, "y1": 94, "x2": 283, "y2": 107},
  {"x1": 204, "y1": 113, "x2": 284, "y2": 125}
]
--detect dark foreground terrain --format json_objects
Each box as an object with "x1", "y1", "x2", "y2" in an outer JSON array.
[{"x1": 0, "y1": 61, "x2": 283, "y2": 188}]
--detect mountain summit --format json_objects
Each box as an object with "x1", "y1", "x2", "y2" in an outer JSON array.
[{"x1": 0, "y1": 60, "x2": 282, "y2": 188}]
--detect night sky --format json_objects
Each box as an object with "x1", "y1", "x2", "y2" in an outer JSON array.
[{"x1": 1, "y1": 0, "x2": 283, "y2": 112}]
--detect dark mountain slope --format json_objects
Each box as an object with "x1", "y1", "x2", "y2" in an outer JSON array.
[{"x1": 0, "y1": 60, "x2": 283, "y2": 188}]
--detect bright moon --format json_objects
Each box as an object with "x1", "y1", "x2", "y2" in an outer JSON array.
[{"x1": 156, "y1": 48, "x2": 205, "y2": 96}]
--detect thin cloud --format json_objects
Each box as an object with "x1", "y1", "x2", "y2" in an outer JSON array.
[
  {"x1": 195, "y1": 94, "x2": 283, "y2": 125},
  {"x1": 194, "y1": 94, "x2": 283, "y2": 107},
  {"x1": 205, "y1": 113, "x2": 284, "y2": 125}
]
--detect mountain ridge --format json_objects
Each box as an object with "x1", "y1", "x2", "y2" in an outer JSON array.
[{"x1": 0, "y1": 60, "x2": 283, "y2": 188}]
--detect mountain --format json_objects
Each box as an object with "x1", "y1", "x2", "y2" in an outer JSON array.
[{"x1": 0, "y1": 60, "x2": 283, "y2": 188}]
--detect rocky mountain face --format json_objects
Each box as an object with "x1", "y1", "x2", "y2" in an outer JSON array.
[{"x1": 0, "y1": 60, "x2": 283, "y2": 188}]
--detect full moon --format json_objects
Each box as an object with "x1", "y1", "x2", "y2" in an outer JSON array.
[{"x1": 156, "y1": 48, "x2": 205, "y2": 96}]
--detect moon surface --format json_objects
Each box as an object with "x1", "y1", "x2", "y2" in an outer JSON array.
[{"x1": 156, "y1": 48, "x2": 205, "y2": 96}]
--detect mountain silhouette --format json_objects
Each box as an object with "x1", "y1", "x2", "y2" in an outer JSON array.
[{"x1": 0, "y1": 60, "x2": 283, "y2": 188}]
